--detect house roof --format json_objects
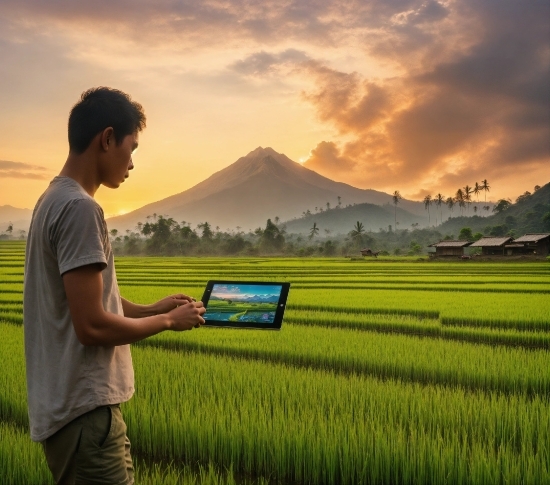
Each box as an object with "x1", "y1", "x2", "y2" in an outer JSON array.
[
  {"x1": 470, "y1": 236, "x2": 513, "y2": 247},
  {"x1": 513, "y1": 233, "x2": 550, "y2": 243},
  {"x1": 428, "y1": 240, "x2": 472, "y2": 247}
]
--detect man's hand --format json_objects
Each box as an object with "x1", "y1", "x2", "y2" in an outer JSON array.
[
  {"x1": 166, "y1": 300, "x2": 206, "y2": 331},
  {"x1": 152, "y1": 294, "x2": 196, "y2": 315}
]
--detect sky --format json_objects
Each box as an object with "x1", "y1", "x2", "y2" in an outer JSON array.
[
  {"x1": 212, "y1": 284, "x2": 282, "y2": 300},
  {"x1": 0, "y1": 0, "x2": 548, "y2": 216}
]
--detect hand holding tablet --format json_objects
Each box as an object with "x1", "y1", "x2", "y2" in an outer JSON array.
[{"x1": 201, "y1": 281, "x2": 290, "y2": 330}]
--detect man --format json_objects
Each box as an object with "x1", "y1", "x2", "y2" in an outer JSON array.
[{"x1": 23, "y1": 87, "x2": 206, "y2": 485}]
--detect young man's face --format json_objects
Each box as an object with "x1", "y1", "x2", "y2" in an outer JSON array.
[{"x1": 100, "y1": 131, "x2": 139, "y2": 189}]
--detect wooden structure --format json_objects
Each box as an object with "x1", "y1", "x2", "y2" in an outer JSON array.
[
  {"x1": 360, "y1": 248, "x2": 380, "y2": 257},
  {"x1": 428, "y1": 240, "x2": 472, "y2": 257},
  {"x1": 506, "y1": 233, "x2": 550, "y2": 256},
  {"x1": 469, "y1": 236, "x2": 513, "y2": 255}
]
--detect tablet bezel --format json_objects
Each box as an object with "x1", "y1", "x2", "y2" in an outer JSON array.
[{"x1": 201, "y1": 280, "x2": 290, "y2": 330}]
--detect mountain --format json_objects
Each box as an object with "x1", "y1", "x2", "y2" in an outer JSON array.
[
  {"x1": 232, "y1": 295, "x2": 279, "y2": 303},
  {"x1": 283, "y1": 201, "x2": 423, "y2": 235},
  {"x1": 0, "y1": 205, "x2": 32, "y2": 234},
  {"x1": 107, "y1": 147, "x2": 425, "y2": 232}
]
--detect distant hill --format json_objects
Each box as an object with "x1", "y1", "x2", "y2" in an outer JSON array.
[
  {"x1": 0, "y1": 205, "x2": 32, "y2": 234},
  {"x1": 283, "y1": 201, "x2": 423, "y2": 235},
  {"x1": 107, "y1": 147, "x2": 426, "y2": 232},
  {"x1": 437, "y1": 182, "x2": 550, "y2": 237}
]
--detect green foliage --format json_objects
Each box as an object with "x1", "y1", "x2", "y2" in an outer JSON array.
[
  {"x1": 259, "y1": 219, "x2": 285, "y2": 253},
  {"x1": 489, "y1": 224, "x2": 508, "y2": 237},
  {"x1": 458, "y1": 227, "x2": 473, "y2": 241},
  {"x1": 408, "y1": 241, "x2": 422, "y2": 255},
  {"x1": 439, "y1": 182, "x2": 550, "y2": 236},
  {"x1": 492, "y1": 199, "x2": 511, "y2": 213}
]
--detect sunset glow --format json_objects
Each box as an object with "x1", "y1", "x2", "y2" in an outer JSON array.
[{"x1": 0, "y1": 1, "x2": 548, "y2": 216}]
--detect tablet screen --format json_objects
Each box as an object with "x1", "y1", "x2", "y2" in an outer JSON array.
[{"x1": 201, "y1": 281, "x2": 290, "y2": 329}]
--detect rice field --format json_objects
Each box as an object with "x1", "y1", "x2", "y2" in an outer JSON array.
[{"x1": 1, "y1": 240, "x2": 549, "y2": 484}]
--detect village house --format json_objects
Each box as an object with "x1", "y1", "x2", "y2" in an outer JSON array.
[
  {"x1": 469, "y1": 236, "x2": 513, "y2": 255},
  {"x1": 360, "y1": 248, "x2": 380, "y2": 257},
  {"x1": 505, "y1": 233, "x2": 550, "y2": 256},
  {"x1": 428, "y1": 240, "x2": 472, "y2": 257}
]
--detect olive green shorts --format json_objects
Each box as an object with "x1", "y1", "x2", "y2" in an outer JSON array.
[{"x1": 42, "y1": 404, "x2": 134, "y2": 485}]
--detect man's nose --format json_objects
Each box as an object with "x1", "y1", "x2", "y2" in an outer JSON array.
[{"x1": 128, "y1": 159, "x2": 134, "y2": 170}]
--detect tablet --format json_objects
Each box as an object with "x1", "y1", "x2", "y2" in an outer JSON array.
[{"x1": 201, "y1": 281, "x2": 290, "y2": 330}]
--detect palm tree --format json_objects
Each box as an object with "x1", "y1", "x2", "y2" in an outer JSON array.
[
  {"x1": 446, "y1": 197, "x2": 455, "y2": 217},
  {"x1": 337, "y1": 196, "x2": 342, "y2": 207},
  {"x1": 349, "y1": 221, "x2": 365, "y2": 240},
  {"x1": 309, "y1": 222, "x2": 319, "y2": 240},
  {"x1": 434, "y1": 193, "x2": 445, "y2": 226},
  {"x1": 455, "y1": 189, "x2": 464, "y2": 216},
  {"x1": 423, "y1": 194, "x2": 432, "y2": 226},
  {"x1": 480, "y1": 179, "x2": 490, "y2": 203},
  {"x1": 474, "y1": 182, "x2": 481, "y2": 202},
  {"x1": 463, "y1": 185, "x2": 473, "y2": 213},
  {"x1": 392, "y1": 190, "x2": 402, "y2": 228}
]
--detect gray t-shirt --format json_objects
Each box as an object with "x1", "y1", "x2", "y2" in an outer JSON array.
[{"x1": 23, "y1": 176, "x2": 134, "y2": 442}]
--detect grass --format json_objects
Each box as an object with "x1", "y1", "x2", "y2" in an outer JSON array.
[{"x1": 1, "y1": 244, "x2": 549, "y2": 484}]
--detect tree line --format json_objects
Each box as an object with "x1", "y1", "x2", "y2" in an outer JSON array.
[{"x1": 110, "y1": 215, "x2": 487, "y2": 258}]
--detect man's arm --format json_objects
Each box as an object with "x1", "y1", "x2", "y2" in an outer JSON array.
[
  {"x1": 63, "y1": 264, "x2": 205, "y2": 346},
  {"x1": 120, "y1": 294, "x2": 195, "y2": 318}
]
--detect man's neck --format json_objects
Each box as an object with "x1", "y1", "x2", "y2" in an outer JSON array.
[{"x1": 59, "y1": 152, "x2": 101, "y2": 198}]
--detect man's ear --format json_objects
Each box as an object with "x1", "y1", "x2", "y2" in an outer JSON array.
[{"x1": 100, "y1": 127, "x2": 115, "y2": 151}]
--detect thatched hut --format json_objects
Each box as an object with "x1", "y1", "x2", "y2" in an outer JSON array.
[
  {"x1": 506, "y1": 233, "x2": 550, "y2": 256},
  {"x1": 469, "y1": 236, "x2": 513, "y2": 255},
  {"x1": 360, "y1": 248, "x2": 380, "y2": 257},
  {"x1": 428, "y1": 240, "x2": 472, "y2": 257}
]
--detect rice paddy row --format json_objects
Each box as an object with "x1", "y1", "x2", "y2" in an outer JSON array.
[
  {"x1": 1, "y1": 323, "x2": 548, "y2": 485},
  {"x1": 1, "y1": 242, "x2": 549, "y2": 484}
]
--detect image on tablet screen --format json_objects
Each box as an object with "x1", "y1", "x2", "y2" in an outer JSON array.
[{"x1": 204, "y1": 283, "x2": 282, "y2": 324}]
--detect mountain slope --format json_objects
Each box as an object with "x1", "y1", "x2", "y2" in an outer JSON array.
[
  {"x1": 283, "y1": 202, "x2": 423, "y2": 235},
  {"x1": 107, "y1": 147, "x2": 425, "y2": 232},
  {"x1": 0, "y1": 205, "x2": 32, "y2": 233},
  {"x1": 437, "y1": 182, "x2": 550, "y2": 236}
]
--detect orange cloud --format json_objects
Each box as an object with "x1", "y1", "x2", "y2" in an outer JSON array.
[
  {"x1": 300, "y1": 1, "x2": 550, "y2": 199},
  {"x1": 0, "y1": 160, "x2": 50, "y2": 180}
]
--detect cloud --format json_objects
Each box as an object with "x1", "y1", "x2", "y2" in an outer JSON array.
[
  {"x1": 0, "y1": 0, "x2": 548, "y2": 203},
  {"x1": 230, "y1": 49, "x2": 311, "y2": 76},
  {"x1": 0, "y1": 0, "x2": 362, "y2": 51},
  {"x1": 0, "y1": 160, "x2": 50, "y2": 180},
  {"x1": 304, "y1": 141, "x2": 355, "y2": 176},
  {"x1": 301, "y1": 0, "x2": 550, "y2": 198}
]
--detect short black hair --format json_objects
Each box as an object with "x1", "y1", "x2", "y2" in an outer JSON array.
[{"x1": 68, "y1": 87, "x2": 146, "y2": 154}]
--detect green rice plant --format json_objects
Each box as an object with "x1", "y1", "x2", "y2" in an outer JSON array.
[
  {"x1": 0, "y1": 324, "x2": 29, "y2": 427},
  {"x1": 134, "y1": 460, "x2": 271, "y2": 485},
  {"x1": 0, "y1": 312, "x2": 23, "y2": 325},
  {"x1": 141, "y1": 323, "x2": 550, "y2": 395},
  {"x1": 289, "y1": 289, "x2": 550, "y2": 331},
  {"x1": 285, "y1": 309, "x2": 550, "y2": 349},
  {"x1": 123, "y1": 346, "x2": 550, "y2": 485},
  {"x1": 0, "y1": 422, "x2": 54, "y2": 485}
]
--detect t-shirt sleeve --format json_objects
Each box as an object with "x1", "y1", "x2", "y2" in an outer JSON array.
[{"x1": 51, "y1": 198, "x2": 108, "y2": 275}]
